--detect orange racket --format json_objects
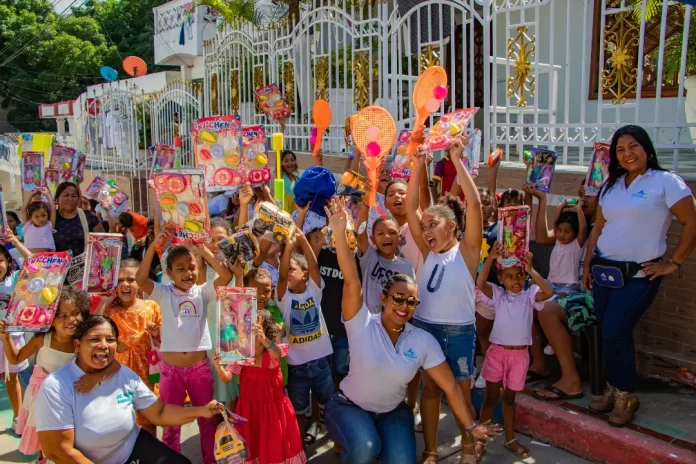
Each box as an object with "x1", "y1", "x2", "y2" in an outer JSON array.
[
  {"x1": 352, "y1": 106, "x2": 397, "y2": 207},
  {"x1": 407, "y1": 66, "x2": 448, "y2": 156},
  {"x1": 312, "y1": 99, "x2": 331, "y2": 158}
]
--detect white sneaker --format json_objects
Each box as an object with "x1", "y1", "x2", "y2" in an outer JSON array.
[
  {"x1": 474, "y1": 374, "x2": 487, "y2": 389},
  {"x1": 544, "y1": 345, "x2": 555, "y2": 356}
]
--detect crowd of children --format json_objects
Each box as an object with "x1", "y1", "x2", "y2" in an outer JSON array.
[{"x1": 0, "y1": 123, "x2": 661, "y2": 464}]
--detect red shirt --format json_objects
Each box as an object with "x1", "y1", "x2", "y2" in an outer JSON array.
[{"x1": 433, "y1": 156, "x2": 465, "y2": 201}]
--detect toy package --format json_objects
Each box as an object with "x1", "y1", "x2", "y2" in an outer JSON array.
[
  {"x1": 240, "y1": 125, "x2": 272, "y2": 185},
  {"x1": 419, "y1": 108, "x2": 479, "y2": 154},
  {"x1": 462, "y1": 129, "x2": 482, "y2": 177},
  {"x1": 153, "y1": 169, "x2": 210, "y2": 245},
  {"x1": 497, "y1": 206, "x2": 530, "y2": 268},
  {"x1": 0, "y1": 185, "x2": 7, "y2": 239},
  {"x1": 251, "y1": 201, "x2": 295, "y2": 245},
  {"x1": 21, "y1": 152, "x2": 44, "y2": 191},
  {"x1": 341, "y1": 170, "x2": 367, "y2": 193},
  {"x1": 254, "y1": 84, "x2": 291, "y2": 121},
  {"x1": 5, "y1": 252, "x2": 73, "y2": 332},
  {"x1": 345, "y1": 116, "x2": 356, "y2": 160},
  {"x1": 65, "y1": 253, "x2": 86, "y2": 287},
  {"x1": 391, "y1": 130, "x2": 414, "y2": 179},
  {"x1": 46, "y1": 146, "x2": 85, "y2": 194},
  {"x1": 326, "y1": 213, "x2": 358, "y2": 252},
  {"x1": 83, "y1": 234, "x2": 123, "y2": 295},
  {"x1": 214, "y1": 409, "x2": 249, "y2": 464},
  {"x1": 193, "y1": 115, "x2": 246, "y2": 192},
  {"x1": 152, "y1": 144, "x2": 178, "y2": 171},
  {"x1": 216, "y1": 287, "x2": 256, "y2": 364},
  {"x1": 84, "y1": 177, "x2": 129, "y2": 214},
  {"x1": 526, "y1": 148, "x2": 557, "y2": 193},
  {"x1": 217, "y1": 225, "x2": 259, "y2": 264},
  {"x1": 585, "y1": 142, "x2": 611, "y2": 196}
]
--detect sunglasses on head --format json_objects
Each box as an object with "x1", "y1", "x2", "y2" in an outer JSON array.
[{"x1": 386, "y1": 292, "x2": 420, "y2": 309}]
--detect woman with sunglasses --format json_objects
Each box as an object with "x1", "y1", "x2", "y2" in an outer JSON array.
[{"x1": 322, "y1": 197, "x2": 499, "y2": 464}]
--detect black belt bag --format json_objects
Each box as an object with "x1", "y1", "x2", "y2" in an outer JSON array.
[{"x1": 590, "y1": 253, "x2": 660, "y2": 288}]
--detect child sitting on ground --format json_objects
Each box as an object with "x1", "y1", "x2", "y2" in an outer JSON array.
[{"x1": 476, "y1": 243, "x2": 554, "y2": 459}]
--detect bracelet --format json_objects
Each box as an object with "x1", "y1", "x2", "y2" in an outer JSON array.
[
  {"x1": 266, "y1": 341, "x2": 276, "y2": 350},
  {"x1": 669, "y1": 259, "x2": 683, "y2": 278},
  {"x1": 465, "y1": 422, "x2": 478, "y2": 433}
]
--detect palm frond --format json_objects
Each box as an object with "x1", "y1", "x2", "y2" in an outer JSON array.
[
  {"x1": 194, "y1": 0, "x2": 258, "y2": 25},
  {"x1": 626, "y1": 0, "x2": 663, "y2": 23}
]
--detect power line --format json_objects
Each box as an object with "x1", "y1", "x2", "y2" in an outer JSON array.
[
  {"x1": 0, "y1": 0, "x2": 64, "y2": 57},
  {"x1": 1, "y1": 64, "x2": 105, "y2": 81}
]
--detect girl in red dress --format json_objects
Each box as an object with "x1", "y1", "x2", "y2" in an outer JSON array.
[{"x1": 214, "y1": 309, "x2": 306, "y2": 464}]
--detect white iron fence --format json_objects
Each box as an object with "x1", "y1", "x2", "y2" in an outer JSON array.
[{"x1": 200, "y1": 0, "x2": 695, "y2": 177}]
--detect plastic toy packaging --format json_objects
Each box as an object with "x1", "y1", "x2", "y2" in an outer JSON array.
[
  {"x1": 419, "y1": 108, "x2": 479, "y2": 154},
  {"x1": 390, "y1": 130, "x2": 414, "y2": 179},
  {"x1": 21, "y1": 152, "x2": 44, "y2": 192},
  {"x1": 497, "y1": 206, "x2": 530, "y2": 268},
  {"x1": 83, "y1": 234, "x2": 123, "y2": 295},
  {"x1": 5, "y1": 252, "x2": 73, "y2": 332},
  {"x1": 341, "y1": 170, "x2": 367, "y2": 193},
  {"x1": 526, "y1": 148, "x2": 557, "y2": 193},
  {"x1": 326, "y1": 214, "x2": 358, "y2": 252},
  {"x1": 217, "y1": 225, "x2": 259, "y2": 264},
  {"x1": 216, "y1": 287, "x2": 256, "y2": 364},
  {"x1": 84, "y1": 177, "x2": 129, "y2": 214},
  {"x1": 152, "y1": 144, "x2": 178, "y2": 171},
  {"x1": 65, "y1": 253, "x2": 86, "y2": 287},
  {"x1": 251, "y1": 201, "x2": 295, "y2": 245},
  {"x1": 0, "y1": 185, "x2": 8, "y2": 239},
  {"x1": 192, "y1": 115, "x2": 243, "y2": 192},
  {"x1": 240, "y1": 125, "x2": 272, "y2": 186},
  {"x1": 345, "y1": 116, "x2": 356, "y2": 160},
  {"x1": 214, "y1": 409, "x2": 249, "y2": 464},
  {"x1": 254, "y1": 84, "x2": 291, "y2": 121},
  {"x1": 152, "y1": 168, "x2": 210, "y2": 245},
  {"x1": 46, "y1": 146, "x2": 86, "y2": 195},
  {"x1": 584, "y1": 142, "x2": 611, "y2": 196},
  {"x1": 462, "y1": 129, "x2": 481, "y2": 177}
]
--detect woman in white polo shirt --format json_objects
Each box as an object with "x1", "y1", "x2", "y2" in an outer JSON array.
[
  {"x1": 322, "y1": 198, "x2": 499, "y2": 464},
  {"x1": 582, "y1": 125, "x2": 696, "y2": 427},
  {"x1": 35, "y1": 316, "x2": 224, "y2": 464}
]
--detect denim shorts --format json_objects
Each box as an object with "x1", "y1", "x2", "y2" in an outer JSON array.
[
  {"x1": 331, "y1": 335, "x2": 350, "y2": 377},
  {"x1": 287, "y1": 355, "x2": 336, "y2": 415},
  {"x1": 411, "y1": 319, "x2": 476, "y2": 382}
]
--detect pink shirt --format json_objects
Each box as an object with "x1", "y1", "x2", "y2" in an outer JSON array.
[
  {"x1": 547, "y1": 240, "x2": 583, "y2": 285},
  {"x1": 23, "y1": 221, "x2": 56, "y2": 250},
  {"x1": 478, "y1": 284, "x2": 544, "y2": 346}
]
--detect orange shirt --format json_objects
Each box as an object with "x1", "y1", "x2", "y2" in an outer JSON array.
[{"x1": 128, "y1": 212, "x2": 149, "y2": 240}]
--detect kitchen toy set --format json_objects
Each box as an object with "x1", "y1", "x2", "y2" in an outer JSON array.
[{"x1": 254, "y1": 84, "x2": 291, "y2": 121}]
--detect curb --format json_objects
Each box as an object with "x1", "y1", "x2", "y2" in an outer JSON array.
[{"x1": 515, "y1": 394, "x2": 696, "y2": 464}]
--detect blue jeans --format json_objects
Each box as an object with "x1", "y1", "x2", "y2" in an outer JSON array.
[
  {"x1": 412, "y1": 319, "x2": 476, "y2": 381},
  {"x1": 592, "y1": 276, "x2": 663, "y2": 392},
  {"x1": 324, "y1": 392, "x2": 416, "y2": 464},
  {"x1": 287, "y1": 355, "x2": 335, "y2": 415},
  {"x1": 331, "y1": 335, "x2": 350, "y2": 377}
]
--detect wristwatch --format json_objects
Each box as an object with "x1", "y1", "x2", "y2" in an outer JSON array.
[{"x1": 669, "y1": 259, "x2": 683, "y2": 278}]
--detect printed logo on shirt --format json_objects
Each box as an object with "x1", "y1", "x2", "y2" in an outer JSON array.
[
  {"x1": 116, "y1": 391, "x2": 135, "y2": 405},
  {"x1": 632, "y1": 190, "x2": 647, "y2": 199},
  {"x1": 289, "y1": 297, "x2": 323, "y2": 344},
  {"x1": 320, "y1": 266, "x2": 344, "y2": 280},
  {"x1": 370, "y1": 263, "x2": 397, "y2": 287},
  {"x1": 178, "y1": 301, "x2": 198, "y2": 317},
  {"x1": 426, "y1": 264, "x2": 445, "y2": 293},
  {"x1": 402, "y1": 348, "x2": 418, "y2": 360}
]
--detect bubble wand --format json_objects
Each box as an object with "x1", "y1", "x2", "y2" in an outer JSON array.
[{"x1": 272, "y1": 132, "x2": 284, "y2": 209}]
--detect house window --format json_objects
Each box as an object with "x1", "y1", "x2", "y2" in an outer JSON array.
[{"x1": 589, "y1": 0, "x2": 685, "y2": 103}]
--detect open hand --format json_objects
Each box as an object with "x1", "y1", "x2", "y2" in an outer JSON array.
[
  {"x1": 523, "y1": 184, "x2": 543, "y2": 199},
  {"x1": 642, "y1": 260, "x2": 679, "y2": 280},
  {"x1": 325, "y1": 197, "x2": 348, "y2": 232},
  {"x1": 296, "y1": 200, "x2": 312, "y2": 216},
  {"x1": 238, "y1": 184, "x2": 254, "y2": 206}
]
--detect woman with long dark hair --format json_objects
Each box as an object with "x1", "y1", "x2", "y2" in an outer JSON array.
[
  {"x1": 581, "y1": 125, "x2": 696, "y2": 427},
  {"x1": 52, "y1": 182, "x2": 103, "y2": 257}
]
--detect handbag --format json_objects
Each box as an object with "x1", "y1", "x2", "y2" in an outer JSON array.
[{"x1": 146, "y1": 334, "x2": 160, "y2": 384}]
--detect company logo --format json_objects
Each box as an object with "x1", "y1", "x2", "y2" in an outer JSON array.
[
  {"x1": 403, "y1": 348, "x2": 418, "y2": 360},
  {"x1": 632, "y1": 190, "x2": 647, "y2": 199},
  {"x1": 178, "y1": 301, "x2": 197, "y2": 317}
]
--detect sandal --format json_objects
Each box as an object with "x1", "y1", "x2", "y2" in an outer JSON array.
[
  {"x1": 422, "y1": 451, "x2": 438, "y2": 463},
  {"x1": 533, "y1": 385, "x2": 583, "y2": 401},
  {"x1": 304, "y1": 421, "x2": 319, "y2": 444},
  {"x1": 505, "y1": 438, "x2": 530, "y2": 459},
  {"x1": 474, "y1": 439, "x2": 487, "y2": 459},
  {"x1": 459, "y1": 443, "x2": 477, "y2": 464}
]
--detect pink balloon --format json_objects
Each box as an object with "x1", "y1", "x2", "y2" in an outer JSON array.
[
  {"x1": 309, "y1": 135, "x2": 317, "y2": 145},
  {"x1": 366, "y1": 126, "x2": 381, "y2": 142},
  {"x1": 425, "y1": 98, "x2": 441, "y2": 113},
  {"x1": 366, "y1": 141, "x2": 381, "y2": 157},
  {"x1": 311, "y1": 127, "x2": 317, "y2": 137},
  {"x1": 433, "y1": 85, "x2": 448, "y2": 100}
]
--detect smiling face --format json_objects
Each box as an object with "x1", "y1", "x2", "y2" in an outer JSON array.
[
  {"x1": 75, "y1": 322, "x2": 118, "y2": 373},
  {"x1": 282, "y1": 152, "x2": 297, "y2": 175},
  {"x1": 373, "y1": 219, "x2": 399, "y2": 258},
  {"x1": 248, "y1": 276, "x2": 273, "y2": 309},
  {"x1": 116, "y1": 267, "x2": 139, "y2": 304},
  {"x1": 378, "y1": 170, "x2": 391, "y2": 193},
  {"x1": 6, "y1": 214, "x2": 17, "y2": 234},
  {"x1": 499, "y1": 265, "x2": 526, "y2": 293},
  {"x1": 616, "y1": 134, "x2": 649, "y2": 175},
  {"x1": 206, "y1": 225, "x2": 229, "y2": 254},
  {"x1": 385, "y1": 182, "x2": 407, "y2": 218},
  {"x1": 420, "y1": 211, "x2": 456, "y2": 253},
  {"x1": 381, "y1": 280, "x2": 418, "y2": 326},
  {"x1": 57, "y1": 185, "x2": 80, "y2": 214},
  {"x1": 52, "y1": 300, "x2": 84, "y2": 337},
  {"x1": 167, "y1": 252, "x2": 199, "y2": 291}
]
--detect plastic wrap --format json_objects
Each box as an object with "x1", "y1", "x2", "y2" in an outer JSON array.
[
  {"x1": 251, "y1": 202, "x2": 295, "y2": 245},
  {"x1": 192, "y1": 115, "x2": 244, "y2": 192},
  {"x1": 526, "y1": 148, "x2": 557, "y2": 193},
  {"x1": 497, "y1": 206, "x2": 530, "y2": 268},
  {"x1": 83, "y1": 234, "x2": 123, "y2": 295},
  {"x1": 254, "y1": 84, "x2": 291, "y2": 121},
  {"x1": 214, "y1": 410, "x2": 249, "y2": 464},
  {"x1": 21, "y1": 152, "x2": 44, "y2": 192},
  {"x1": 152, "y1": 169, "x2": 210, "y2": 245},
  {"x1": 216, "y1": 287, "x2": 256, "y2": 364},
  {"x1": 84, "y1": 177, "x2": 129, "y2": 215},
  {"x1": 152, "y1": 144, "x2": 178, "y2": 171},
  {"x1": 217, "y1": 226, "x2": 259, "y2": 264},
  {"x1": 419, "y1": 108, "x2": 479, "y2": 154},
  {"x1": 584, "y1": 142, "x2": 611, "y2": 196}
]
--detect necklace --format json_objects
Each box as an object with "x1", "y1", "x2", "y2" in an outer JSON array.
[{"x1": 390, "y1": 326, "x2": 404, "y2": 333}]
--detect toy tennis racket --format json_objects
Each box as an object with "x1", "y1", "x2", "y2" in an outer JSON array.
[
  {"x1": 312, "y1": 99, "x2": 331, "y2": 158},
  {"x1": 352, "y1": 106, "x2": 397, "y2": 207},
  {"x1": 407, "y1": 66, "x2": 448, "y2": 157}
]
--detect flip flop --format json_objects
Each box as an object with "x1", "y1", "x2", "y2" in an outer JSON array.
[
  {"x1": 526, "y1": 370, "x2": 551, "y2": 383},
  {"x1": 533, "y1": 385, "x2": 583, "y2": 401}
]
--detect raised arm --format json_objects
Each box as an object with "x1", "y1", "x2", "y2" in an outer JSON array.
[
  {"x1": 236, "y1": 184, "x2": 254, "y2": 226},
  {"x1": 20, "y1": 191, "x2": 33, "y2": 224},
  {"x1": 196, "y1": 243, "x2": 232, "y2": 288},
  {"x1": 325, "y1": 197, "x2": 363, "y2": 321},
  {"x1": 135, "y1": 234, "x2": 159, "y2": 295},
  {"x1": 420, "y1": 153, "x2": 433, "y2": 211},
  {"x1": 276, "y1": 232, "x2": 296, "y2": 301},
  {"x1": 522, "y1": 253, "x2": 554, "y2": 301},
  {"x1": 355, "y1": 202, "x2": 370, "y2": 255},
  {"x1": 296, "y1": 232, "x2": 321, "y2": 287},
  {"x1": 488, "y1": 148, "x2": 502, "y2": 196},
  {"x1": 525, "y1": 186, "x2": 555, "y2": 245},
  {"x1": 450, "y1": 137, "x2": 482, "y2": 275},
  {"x1": 44, "y1": 188, "x2": 57, "y2": 227},
  {"x1": 476, "y1": 243, "x2": 501, "y2": 298},
  {"x1": 6, "y1": 230, "x2": 32, "y2": 260},
  {"x1": 575, "y1": 203, "x2": 587, "y2": 247}
]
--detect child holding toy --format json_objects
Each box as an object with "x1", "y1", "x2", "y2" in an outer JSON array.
[
  {"x1": 21, "y1": 188, "x2": 56, "y2": 252},
  {"x1": 476, "y1": 244, "x2": 554, "y2": 459}
]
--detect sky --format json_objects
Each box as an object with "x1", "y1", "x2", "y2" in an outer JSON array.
[{"x1": 53, "y1": 0, "x2": 87, "y2": 14}]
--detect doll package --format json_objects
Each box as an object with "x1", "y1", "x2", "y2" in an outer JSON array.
[
  {"x1": 390, "y1": 130, "x2": 414, "y2": 179},
  {"x1": 217, "y1": 225, "x2": 259, "y2": 264},
  {"x1": 152, "y1": 144, "x2": 178, "y2": 171},
  {"x1": 84, "y1": 177, "x2": 129, "y2": 215},
  {"x1": 526, "y1": 148, "x2": 557, "y2": 193},
  {"x1": 46, "y1": 146, "x2": 86, "y2": 194},
  {"x1": 584, "y1": 142, "x2": 611, "y2": 196},
  {"x1": 5, "y1": 252, "x2": 73, "y2": 332},
  {"x1": 21, "y1": 152, "x2": 44, "y2": 192},
  {"x1": 216, "y1": 287, "x2": 257, "y2": 364},
  {"x1": 419, "y1": 108, "x2": 479, "y2": 155},
  {"x1": 496, "y1": 206, "x2": 530, "y2": 268},
  {"x1": 152, "y1": 168, "x2": 210, "y2": 245},
  {"x1": 214, "y1": 409, "x2": 249, "y2": 464},
  {"x1": 83, "y1": 233, "x2": 123, "y2": 295},
  {"x1": 254, "y1": 84, "x2": 291, "y2": 121}
]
